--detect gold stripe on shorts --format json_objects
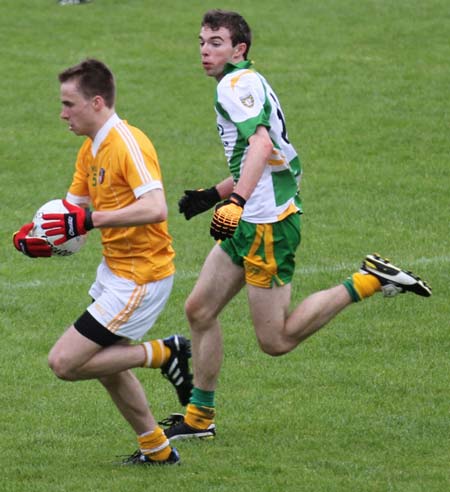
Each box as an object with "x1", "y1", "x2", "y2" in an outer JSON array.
[
  {"x1": 244, "y1": 224, "x2": 283, "y2": 288},
  {"x1": 107, "y1": 284, "x2": 147, "y2": 333}
]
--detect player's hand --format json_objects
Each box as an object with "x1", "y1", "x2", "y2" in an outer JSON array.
[
  {"x1": 13, "y1": 223, "x2": 52, "y2": 258},
  {"x1": 41, "y1": 199, "x2": 94, "y2": 245},
  {"x1": 178, "y1": 187, "x2": 221, "y2": 220},
  {"x1": 210, "y1": 193, "x2": 246, "y2": 241}
]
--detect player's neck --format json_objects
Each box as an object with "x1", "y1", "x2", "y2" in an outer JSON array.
[{"x1": 88, "y1": 107, "x2": 116, "y2": 140}]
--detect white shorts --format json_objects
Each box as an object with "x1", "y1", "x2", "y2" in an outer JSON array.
[{"x1": 87, "y1": 259, "x2": 174, "y2": 341}]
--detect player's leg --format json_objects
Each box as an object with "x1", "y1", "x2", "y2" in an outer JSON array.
[
  {"x1": 162, "y1": 244, "x2": 245, "y2": 441},
  {"x1": 49, "y1": 323, "x2": 190, "y2": 398},
  {"x1": 48, "y1": 324, "x2": 144, "y2": 380},
  {"x1": 99, "y1": 370, "x2": 180, "y2": 465},
  {"x1": 248, "y1": 282, "x2": 352, "y2": 355},
  {"x1": 99, "y1": 370, "x2": 157, "y2": 434},
  {"x1": 185, "y1": 244, "x2": 245, "y2": 391},
  {"x1": 48, "y1": 325, "x2": 180, "y2": 463},
  {"x1": 249, "y1": 252, "x2": 432, "y2": 356},
  {"x1": 48, "y1": 328, "x2": 178, "y2": 464},
  {"x1": 48, "y1": 265, "x2": 185, "y2": 464},
  {"x1": 64, "y1": 268, "x2": 191, "y2": 404},
  {"x1": 50, "y1": 318, "x2": 191, "y2": 406},
  {"x1": 245, "y1": 214, "x2": 432, "y2": 355}
]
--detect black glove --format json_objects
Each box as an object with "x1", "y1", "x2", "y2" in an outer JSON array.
[
  {"x1": 210, "y1": 193, "x2": 246, "y2": 241},
  {"x1": 178, "y1": 187, "x2": 221, "y2": 220}
]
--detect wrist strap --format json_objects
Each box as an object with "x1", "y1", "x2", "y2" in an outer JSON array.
[
  {"x1": 84, "y1": 209, "x2": 94, "y2": 231},
  {"x1": 229, "y1": 192, "x2": 246, "y2": 208}
]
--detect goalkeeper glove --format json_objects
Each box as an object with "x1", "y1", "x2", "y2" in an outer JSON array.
[
  {"x1": 41, "y1": 199, "x2": 93, "y2": 245},
  {"x1": 13, "y1": 223, "x2": 52, "y2": 258},
  {"x1": 178, "y1": 187, "x2": 221, "y2": 220},
  {"x1": 210, "y1": 193, "x2": 246, "y2": 241}
]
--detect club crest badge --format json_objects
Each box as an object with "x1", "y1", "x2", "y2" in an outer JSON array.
[
  {"x1": 99, "y1": 167, "x2": 106, "y2": 184},
  {"x1": 240, "y1": 94, "x2": 254, "y2": 108}
]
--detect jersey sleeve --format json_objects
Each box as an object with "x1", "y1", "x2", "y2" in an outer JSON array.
[
  {"x1": 217, "y1": 70, "x2": 270, "y2": 141},
  {"x1": 116, "y1": 123, "x2": 163, "y2": 199}
]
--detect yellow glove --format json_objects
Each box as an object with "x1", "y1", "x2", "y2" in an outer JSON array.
[{"x1": 210, "y1": 193, "x2": 246, "y2": 240}]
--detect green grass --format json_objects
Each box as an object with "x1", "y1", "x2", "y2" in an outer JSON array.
[{"x1": 1, "y1": 0, "x2": 449, "y2": 491}]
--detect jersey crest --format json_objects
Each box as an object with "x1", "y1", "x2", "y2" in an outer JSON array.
[{"x1": 240, "y1": 94, "x2": 255, "y2": 108}]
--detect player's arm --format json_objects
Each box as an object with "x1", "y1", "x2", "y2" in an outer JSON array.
[
  {"x1": 233, "y1": 126, "x2": 273, "y2": 201},
  {"x1": 42, "y1": 189, "x2": 167, "y2": 245},
  {"x1": 215, "y1": 176, "x2": 235, "y2": 199},
  {"x1": 210, "y1": 126, "x2": 273, "y2": 240},
  {"x1": 92, "y1": 189, "x2": 167, "y2": 227}
]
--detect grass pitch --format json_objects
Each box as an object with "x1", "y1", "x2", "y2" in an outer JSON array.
[{"x1": 1, "y1": 1, "x2": 449, "y2": 491}]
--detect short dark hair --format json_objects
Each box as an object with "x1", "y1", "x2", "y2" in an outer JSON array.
[
  {"x1": 202, "y1": 9, "x2": 252, "y2": 59},
  {"x1": 58, "y1": 58, "x2": 115, "y2": 108}
]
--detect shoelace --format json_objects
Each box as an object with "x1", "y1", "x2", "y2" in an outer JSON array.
[{"x1": 116, "y1": 450, "x2": 142, "y2": 465}]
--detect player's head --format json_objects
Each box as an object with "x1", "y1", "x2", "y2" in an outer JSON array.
[
  {"x1": 200, "y1": 10, "x2": 252, "y2": 80},
  {"x1": 58, "y1": 58, "x2": 115, "y2": 108},
  {"x1": 202, "y1": 10, "x2": 252, "y2": 59},
  {"x1": 58, "y1": 59, "x2": 115, "y2": 138}
]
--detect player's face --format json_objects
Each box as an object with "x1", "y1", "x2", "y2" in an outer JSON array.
[
  {"x1": 199, "y1": 26, "x2": 245, "y2": 80},
  {"x1": 60, "y1": 80, "x2": 97, "y2": 138}
]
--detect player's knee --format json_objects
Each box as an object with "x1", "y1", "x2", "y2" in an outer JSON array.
[
  {"x1": 185, "y1": 296, "x2": 213, "y2": 329},
  {"x1": 48, "y1": 352, "x2": 77, "y2": 381},
  {"x1": 256, "y1": 334, "x2": 291, "y2": 357},
  {"x1": 258, "y1": 341, "x2": 288, "y2": 357}
]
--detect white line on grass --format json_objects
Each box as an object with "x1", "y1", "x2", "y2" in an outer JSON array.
[
  {"x1": 3, "y1": 254, "x2": 447, "y2": 290},
  {"x1": 293, "y1": 254, "x2": 450, "y2": 276}
]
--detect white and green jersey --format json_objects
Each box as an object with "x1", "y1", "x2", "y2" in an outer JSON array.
[{"x1": 215, "y1": 60, "x2": 302, "y2": 223}]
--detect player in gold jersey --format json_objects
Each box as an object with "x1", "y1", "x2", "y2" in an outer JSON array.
[{"x1": 13, "y1": 59, "x2": 190, "y2": 465}]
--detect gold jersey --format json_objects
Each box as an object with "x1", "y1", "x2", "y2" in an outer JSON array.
[{"x1": 67, "y1": 114, "x2": 175, "y2": 285}]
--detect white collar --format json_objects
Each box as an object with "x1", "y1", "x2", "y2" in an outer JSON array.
[{"x1": 91, "y1": 113, "x2": 121, "y2": 157}]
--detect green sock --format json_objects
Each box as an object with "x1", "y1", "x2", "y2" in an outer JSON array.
[{"x1": 190, "y1": 387, "x2": 215, "y2": 408}]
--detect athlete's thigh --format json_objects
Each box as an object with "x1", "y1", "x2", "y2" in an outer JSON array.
[
  {"x1": 247, "y1": 282, "x2": 291, "y2": 346},
  {"x1": 187, "y1": 244, "x2": 245, "y2": 318},
  {"x1": 49, "y1": 325, "x2": 103, "y2": 369}
]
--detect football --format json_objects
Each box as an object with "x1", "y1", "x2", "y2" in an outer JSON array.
[{"x1": 30, "y1": 199, "x2": 88, "y2": 256}]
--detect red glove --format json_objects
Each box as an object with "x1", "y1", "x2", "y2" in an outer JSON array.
[
  {"x1": 210, "y1": 193, "x2": 246, "y2": 241},
  {"x1": 42, "y1": 199, "x2": 93, "y2": 245},
  {"x1": 13, "y1": 223, "x2": 52, "y2": 258}
]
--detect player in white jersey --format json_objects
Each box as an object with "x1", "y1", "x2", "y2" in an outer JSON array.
[
  {"x1": 160, "y1": 10, "x2": 431, "y2": 441},
  {"x1": 13, "y1": 59, "x2": 191, "y2": 465},
  {"x1": 215, "y1": 63, "x2": 302, "y2": 223}
]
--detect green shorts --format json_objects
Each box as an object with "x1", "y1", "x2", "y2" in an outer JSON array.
[{"x1": 220, "y1": 212, "x2": 301, "y2": 288}]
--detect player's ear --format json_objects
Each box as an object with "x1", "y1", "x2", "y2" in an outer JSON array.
[
  {"x1": 233, "y1": 42, "x2": 247, "y2": 60},
  {"x1": 92, "y1": 95, "x2": 105, "y2": 111}
]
